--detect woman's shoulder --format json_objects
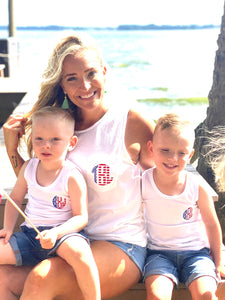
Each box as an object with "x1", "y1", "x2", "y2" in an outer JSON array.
[
  {"x1": 127, "y1": 109, "x2": 155, "y2": 133},
  {"x1": 126, "y1": 108, "x2": 155, "y2": 147},
  {"x1": 125, "y1": 109, "x2": 155, "y2": 169}
]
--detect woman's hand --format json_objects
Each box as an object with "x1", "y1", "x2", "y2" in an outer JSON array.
[{"x1": 3, "y1": 114, "x2": 27, "y2": 154}]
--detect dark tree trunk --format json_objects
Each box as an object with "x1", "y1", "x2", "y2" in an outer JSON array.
[{"x1": 193, "y1": 2, "x2": 225, "y2": 237}]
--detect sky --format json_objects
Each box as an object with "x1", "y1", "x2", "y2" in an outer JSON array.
[{"x1": 0, "y1": 0, "x2": 224, "y2": 28}]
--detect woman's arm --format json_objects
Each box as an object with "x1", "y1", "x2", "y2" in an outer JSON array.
[
  {"x1": 3, "y1": 114, "x2": 27, "y2": 176},
  {"x1": 1, "y1": 162, "x2": 28, "y2": 243},
  {"x1": 125, "y1": 109, "x2": 155, "y2": 170}
]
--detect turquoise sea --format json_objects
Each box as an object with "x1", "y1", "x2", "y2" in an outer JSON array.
[{"x1": 0, "y1": 27, "x2": 221, "y2": 126}]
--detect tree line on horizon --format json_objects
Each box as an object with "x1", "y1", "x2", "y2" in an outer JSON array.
[{"x1": 0, "y1": 24, "x2": 219, "y2": 31}]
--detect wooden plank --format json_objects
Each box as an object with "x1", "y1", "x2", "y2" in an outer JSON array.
[{"x1": 0, "y1": 64, "x2": 5, "y2": 77}]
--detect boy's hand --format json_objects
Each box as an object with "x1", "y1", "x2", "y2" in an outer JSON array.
[
  {"x1": 36, "y1": 229, "x2": 57, "y2": 249},
  {"x1": 0, "y1": 228, "x2": 13, "y2": 244}
]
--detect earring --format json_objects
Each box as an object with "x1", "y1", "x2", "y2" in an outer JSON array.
[{"x1": 62, "y1": 92, "x2": 69, "y2": 109}]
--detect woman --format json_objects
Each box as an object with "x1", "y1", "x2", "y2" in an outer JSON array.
[{"x1": 1, "y1": 32, "x2": 155, "y2": 299}]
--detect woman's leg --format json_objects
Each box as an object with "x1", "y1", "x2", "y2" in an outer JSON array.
[
  {"x1": 92, "y1": 241, "x2": 141, "y2": 298},
  {"x1": 56, "y1": 236, "x2": 101, "y2": 300},
  {"x1": 21, "y1": 240, "x2": 142, "y2": 300},
  {"x1": 145, "y1": 275, "x2": 174, "y2": 300},
  {"x1": 0, "y1": 265, "x2": 31, "y2": 300},
  {"x1": 188, "y1": 276, "x2": 218, "y2": 300},
  {"x1": 0, "y1": 238, "x2": 17, "y2": 264},
  {"x1": 20, "y1": 258, "x2": 80, "y2": 300}
]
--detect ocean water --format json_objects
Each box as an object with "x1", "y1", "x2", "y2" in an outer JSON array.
[{"x1": 0, "y1": 27, "x2": 221, "y2": 125}]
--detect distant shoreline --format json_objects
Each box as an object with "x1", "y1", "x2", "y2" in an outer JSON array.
[{"x1": 0, "y1": 24, "x2": 220, "y2": 31}]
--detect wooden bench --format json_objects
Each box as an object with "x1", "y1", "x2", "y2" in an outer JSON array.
[{"x1": 110, "y1": 280, "x2": 225, "y2": 300}]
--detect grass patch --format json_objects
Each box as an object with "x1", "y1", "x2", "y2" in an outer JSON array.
[
  {"x1": 151, "y1": 87, "x2": 168, "y2": 92},
  {"x1": 137, "y1": 97, "x2": 208, "y2": 105}
]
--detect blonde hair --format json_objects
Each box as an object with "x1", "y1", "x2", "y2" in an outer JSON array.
[
  {"x1": 154, "y1": 113, "x2": 195, "y2": 144},
  {"x1": 24, "y1": 32, "x2": 104, "y2": 155},
  {"x1": 205, "y1": 126, "x2": 225, "y2": 192},
  {"x1": 28, "y1": 106, "x2": 75, "y2": 157}
]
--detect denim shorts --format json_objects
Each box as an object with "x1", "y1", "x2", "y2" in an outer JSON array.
[
  {"x1": 143, "y1": 247, "x2": 217, "y2": 287},
  {"x1": 9, "y1": 225, "x2": 88, "y2": 266},
  {"x1": 108, "y1": 240, "x2": 147, "y2": 273}
]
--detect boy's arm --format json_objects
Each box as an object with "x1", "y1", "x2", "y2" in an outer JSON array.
[
  {"x1": 198, "y1": 183, "x2": 225, "y2": 277},
  {"x1": 3, "y1": 162, "x2": 28, "y2": 238},
  {"x1": 60, "y1": 168, "x2": 88, "y2": 236},
  {"x1": 44, "y1": 168, "x2": 88, "y2": 242}
]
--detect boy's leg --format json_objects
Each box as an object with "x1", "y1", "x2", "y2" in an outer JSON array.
[
  {"x1": 145, "y1": 274, "x2": 174, "y2": 300},
  {"x1": 143, "y1": 250, "x2": 177, "y2": 300},
  {"x1": 56, "y1": 235, "x2": 101, "y2": 300},
  {"x1": 182, "y1": 248, "x2": 218, "y2": 300},
  {"x1": 188, "y1": 276, "x2": 217, "y2": 300},
  {"x1": 0, "y1": 238, "x2": 16, "y2": 264}
]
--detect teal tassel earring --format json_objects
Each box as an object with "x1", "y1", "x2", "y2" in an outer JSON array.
[{"x1": 62, "y1": 92, "x2": 69, "y2": 109}]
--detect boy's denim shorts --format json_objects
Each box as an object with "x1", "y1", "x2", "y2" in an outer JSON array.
[
  {"x1": 143, "y1": 247, "x2": 217, "y2": 287},
  {"x1": 108, "y1": 240, "x2": 147, "y2": 273},
  {"x1": 9, "y1": 225, "x2": 88, "y2": 266}
]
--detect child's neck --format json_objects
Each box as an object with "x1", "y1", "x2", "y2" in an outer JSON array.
[
  {"x1": 36, "y1": 160, "x2": 64, "y2": 187},
  {"x1": 153, "y1": 168, "x2": 187, "y2": 196}
]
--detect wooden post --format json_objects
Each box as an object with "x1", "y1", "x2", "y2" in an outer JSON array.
[{"x1": 8, "y1": 0, "x2": 16, "y2": 37}]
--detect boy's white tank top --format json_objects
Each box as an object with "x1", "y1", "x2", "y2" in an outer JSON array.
[
  {"x1": 67, "y1": 104, "x2": 147, "y2": 246},
  {"x1": 142, "y1": 168, "x2": 209, "y2": 250},
  {"x1": 23, "y1": 158, "x2": 76, "y2": 227}
]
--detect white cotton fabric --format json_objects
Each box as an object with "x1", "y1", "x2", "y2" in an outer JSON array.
[
  {"x1": 67, "y1": 103, "x2": 147, "y2": 246},
  {"x1": 142, "y1": 168, "x2": 209, "y2": 250},
  {"x1": 23, "y1": 158, "x2": 76, "y2": 227}
]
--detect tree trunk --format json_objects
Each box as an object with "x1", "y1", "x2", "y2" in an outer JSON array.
[{"x1": 193, "y1": 2, "x2": 225, "y2": 237}]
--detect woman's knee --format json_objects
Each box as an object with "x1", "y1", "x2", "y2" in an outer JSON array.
[
  {"x1": 24, "y1": 258, "x2": 61, "y2": 288},
  {"x1": 22, "y1": 258, "x2": 80, "y2": 299}
]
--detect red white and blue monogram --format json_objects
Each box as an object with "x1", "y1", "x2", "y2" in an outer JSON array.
[
  {"x1": 183, "y1": 207, "x2": 193, "y2": 220},
  {"x1": 52, "y1": 195, "x2": 67, "y2": 209},
  {"x1": 92, "y1": 164, "x2": 113, "y2": 186}
]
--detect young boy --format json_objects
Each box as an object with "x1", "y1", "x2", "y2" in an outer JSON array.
[
  {"x1": 0, "y1": 106, "x2": 100, "y2": 300},
  {"x1": 142, "y1": 113, "x2": 225, "y2": 300}
]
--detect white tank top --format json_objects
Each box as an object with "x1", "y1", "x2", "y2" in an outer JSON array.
[
  {"x1": 23, "y1": 158, "x2": 77, "y2": 227},
  {"x1": 142, "y1": 168, "x2": 209, "y2": 250},
  {"x1": 67, "y1": 104, "x2": 146, "y2": 246}
]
